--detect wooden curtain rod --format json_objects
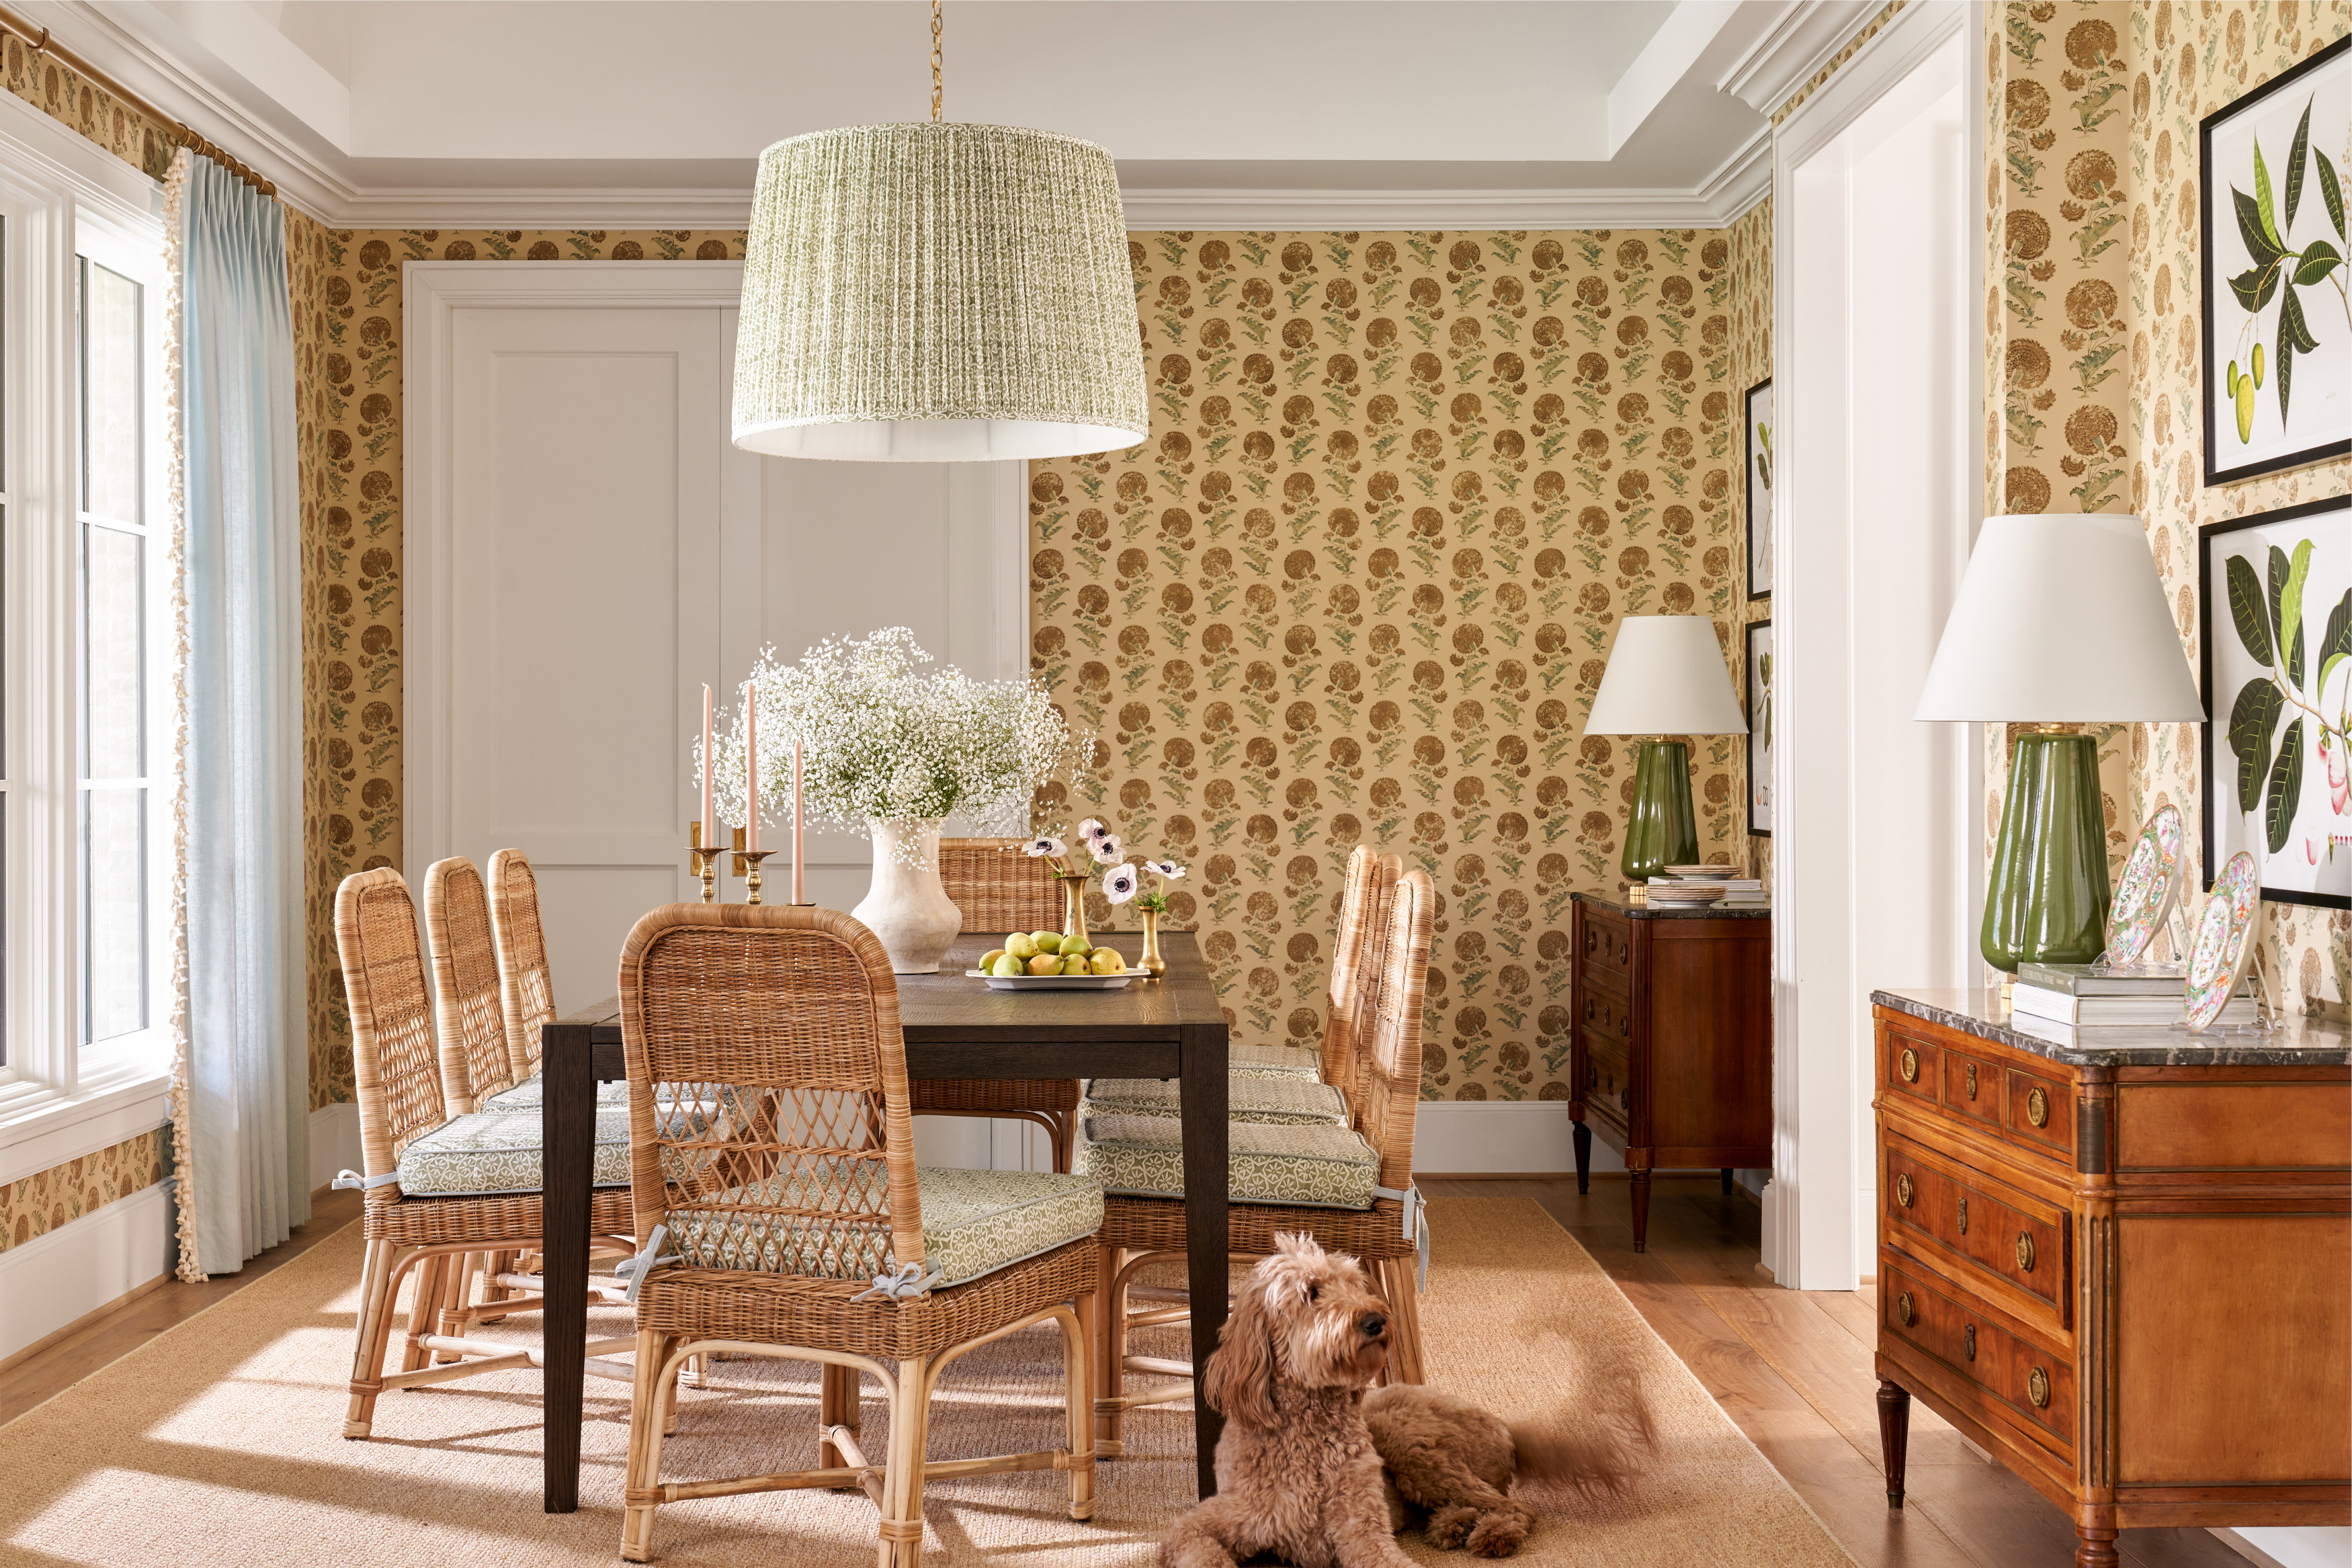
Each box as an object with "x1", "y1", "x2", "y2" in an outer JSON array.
[{"x1": 0, "y1": 6, "x2": 277, "y2": 197}]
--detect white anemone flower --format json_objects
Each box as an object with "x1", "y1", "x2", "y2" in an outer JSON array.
[
  {"x1": 1023, "y1": 835, "x2": 1066, "y2": 859},
  {"x1": 1076, "y1": 817, "x2": 1109, "y2": 850},
  {"x1": 1101, "y1": 863, "x2": 1141, "y2": 904},
  {"x1": 1091, "y1": 833, "x2": 1124, "y2": 865},
  {"x1": 1144, "y1": 859, "x2": 1186, "y2": 880}
]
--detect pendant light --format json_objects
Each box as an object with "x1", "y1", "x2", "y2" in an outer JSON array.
[{"x1": 732, "y1": 1, "x2": 1148, "y2": 462}]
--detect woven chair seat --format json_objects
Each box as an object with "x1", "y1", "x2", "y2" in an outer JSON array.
[
  {"x1": 1080, "y1": 1074, "x2": 1348, "y2": 1125},
  {"x1": 668, "y1": 1165, "x2": 1103, "y2": 1289},
  {"x1": 1226, "y1": 1044, "x2": 1322, "y2": 1078},
  {"x1": 396, "y1": 1106, "x2": 633, "y2": 1196},
  {"x1": 1075, "y1": 1113, "x2": 1380, "y2": 1209},
  {"x1": 360, "y1": 1184, "x2": 638, "y2": 1247},
  {"x1": 480, "y1": 1072, "x2": 631, "y2": 1109},
  {"x1": 1096, "y1": 1191, "x2": 1415, "y2": 1261},
  {"x1": 909, "y1": 1076, "x2": 1080, "y2": 1116},
  {"x1": 635, "y1": 1236, "x2": 1098, "y2": 1361}
]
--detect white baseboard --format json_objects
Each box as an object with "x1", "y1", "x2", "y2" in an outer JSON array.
[
  {"x1": 0, "y1": 1178, "x2": 176, "y2": 1362},
  {"x1": 2212, "y1": 1527, "x2": 2352, "y2": 1568},
  {"x1": 308, "y1": 1101, "x2": 362, "y2": 1193}
]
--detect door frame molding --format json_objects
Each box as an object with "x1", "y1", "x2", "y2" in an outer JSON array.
[
  {"x1": 1765, "y1": 1, "x2": 1980, "y2": 1290},
  {"x1": 401, "y1": 260, "x2": 1030, "y2": 881}
]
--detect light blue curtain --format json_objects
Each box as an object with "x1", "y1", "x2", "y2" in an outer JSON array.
[{"x1": 174, "y1": 153, "x2": 305, "y2": 1276}]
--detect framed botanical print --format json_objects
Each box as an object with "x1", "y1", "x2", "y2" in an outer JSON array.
[
  {"x1": 2197, "y1": 494, "x2": 2350, "y2": 910},
  {"x1": 1745, "y1": 617, "x2": 1773, "y2": 837},
  {"x1": 1744, "y1": 378, "x2": 1773, "y2": 599},
  {"x1": 2200, "y1": 34, "x2": 2350, "y2": 486}
]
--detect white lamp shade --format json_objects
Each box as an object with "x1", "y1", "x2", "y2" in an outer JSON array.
[
  {"x1": 1583, "y1": 616, "x2": 1749, "y2": 736},
  {"x1": 733, "y1": 122, "x2": 1148, "y2": 463},
  {"x1": 1915, "y1": 513, "x2": 2202, "y2": 722}
]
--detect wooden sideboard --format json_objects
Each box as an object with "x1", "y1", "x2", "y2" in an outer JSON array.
[
  {"x1": 1870, "y1": 989, "x2": 2351, "y2": 1568},
  {"x1": 1569, "y1": 893, "x2": 1771, "y2": 1251}
]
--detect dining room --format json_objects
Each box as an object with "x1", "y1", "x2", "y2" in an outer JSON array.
[{"x1": 1, "y1": 4, "x2": 2347, "y2": 1568}]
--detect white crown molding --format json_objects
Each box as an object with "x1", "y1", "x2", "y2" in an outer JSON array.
[
  {"x1": 40, "y1": 0, "x2": 1777, "y2": 234},
  {"x1": 1718, "y1": 0, "x2": 1892, "y2": 118}
]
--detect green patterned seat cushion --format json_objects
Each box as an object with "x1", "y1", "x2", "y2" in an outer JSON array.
[
  {"x1": 667, "y1": 1166, "x2": 1102, "y2": 1288},
  {"x1": 1227, "y1": 1045, "x2": 1322, "y2": 1078},
  {"x1": 1075, "y1": 1113, "x2": 1380, "y2": 1209},
  {"x1": 1081, "y1": 1074, "x2": 1347, "y2": 1125},
  {"x1": 396, "y1": 1106, "x2": 632, "y2": 1196},
  {"x1": 480, "y1": 1073, "x2": 630, "y2": 1108}
]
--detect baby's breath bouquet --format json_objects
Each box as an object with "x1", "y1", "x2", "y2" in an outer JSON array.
[{"x1": 708, "y1": 627, "x2": 1085, "y2": 865}]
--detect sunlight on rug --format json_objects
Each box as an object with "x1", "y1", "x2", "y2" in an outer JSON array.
[{"x1": 0, "y1": 1196, "x2": 1852, "y2": 1567}]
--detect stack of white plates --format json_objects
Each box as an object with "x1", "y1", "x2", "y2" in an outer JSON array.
[{"x1": 1644, "y1": 882, "x2": 1726, "y2": 906}]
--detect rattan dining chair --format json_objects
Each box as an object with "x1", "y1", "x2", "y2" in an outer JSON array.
[
  {"x1": 334, "y1": 867, "x2": 639, "y2": 1439},
  {"x1": 426, "y1": 857, "x2": 522, "y2": 1115},
  {"x1": 487, "y1": 847, "x2": 555, "y2": 1084},
  {"x1": 1084, "y1": 864, "x2": 1434, "y2": 1452},
  {"x1": 909, "y1": 838, "x2": 1082, "y2": 1172},
  {"x1": 611, "y1": 902, "x2": 1101, "y2": 1566}
]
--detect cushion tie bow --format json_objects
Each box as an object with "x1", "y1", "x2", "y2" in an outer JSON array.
[
  {"x1": 615, "y1": 1223, "x2": 681, "y2": 1303},
  {"x1": 1373, "y1": 1184, "x2": 1429, "y2": 1293},
  {"x1": 329, "y1": 1168, "x2": 400, "y2": 1192},
  {"x1": 850, "y1": 1261, "x2": 945, "y2": 1303}
]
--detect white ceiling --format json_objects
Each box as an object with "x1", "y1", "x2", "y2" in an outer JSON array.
[{"x1": 44, "y1": 0, "x2": 1890, "y2": 226}]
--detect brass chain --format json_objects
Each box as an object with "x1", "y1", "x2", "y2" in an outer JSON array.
[{"x1": 930, "y1": 0, "x2": 943, "y2": 122}]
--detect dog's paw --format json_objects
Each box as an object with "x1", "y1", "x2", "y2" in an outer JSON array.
[
  {"x1": 1464, "y1": 1512, "x2": 1530, "y2": 1559},
  {"x1": 1424, "y1": 1507, "x2": 1480, "y2": 1549}
]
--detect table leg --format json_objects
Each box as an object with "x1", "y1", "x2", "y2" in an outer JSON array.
[
  {"x1": 1178, "y1": 1020, "x2": 1230, "y2": 1499},
  {"x1": 541, "y1": 1021, "x2": 595, "y2": 1513}
]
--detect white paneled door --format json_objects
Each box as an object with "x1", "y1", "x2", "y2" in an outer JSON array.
[{"x1": 406, "y1": 263, "x2": 1025, "y2": 1027}]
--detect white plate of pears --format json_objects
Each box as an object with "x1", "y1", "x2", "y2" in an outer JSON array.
[{"x1": 969, "y1": 931, "x2": 1141, "y2": 989}]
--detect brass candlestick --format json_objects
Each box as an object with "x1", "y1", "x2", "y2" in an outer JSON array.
[
  {"x1": 688, "y1": 822, "x2": 724, "y2": 903},
  {"x1": 739, "y1": 849, "x2": 776, "y2": 904}
]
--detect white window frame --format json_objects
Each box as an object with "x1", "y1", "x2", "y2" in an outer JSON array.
[{"x1": 0, "y1": 87, "x2": 174, "y2": 1184}]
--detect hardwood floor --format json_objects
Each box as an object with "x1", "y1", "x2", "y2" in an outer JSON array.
[
  {"x1": 0, "y1": 1185, "x2": 363, "y2": 1425},
  {"x1": 1420, "y1": 1174, "x2": 2251, "y2": 1568},
  {"x1": 0, "y1": 1176, "x2": 2257, "y2": 1568}
]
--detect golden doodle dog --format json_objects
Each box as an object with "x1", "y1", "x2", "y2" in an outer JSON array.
[{"x1": 1162, "y1": 1234, "x2": 1654, "y2": 1567}]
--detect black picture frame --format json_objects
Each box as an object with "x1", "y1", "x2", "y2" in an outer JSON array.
[
  {"x1": 1745, "y1": 617, "x2": 1773, "y2": 838},
  {"x1": 2196, "y1": 492, "x2": 2350, "y2": 910},
  {"x1": 2199, "y1": 33, "x2": 2351, "y2": 487},
  {"x1": 1743, "y1": 378, "x2": 1773, "y2": 601}
]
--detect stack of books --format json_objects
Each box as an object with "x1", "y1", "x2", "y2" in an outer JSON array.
[
  {"x1": 2009, "y1": 961, "x2": 2249, "y2": 1028},
  {"x1": 1646, "y1": 874, "x2": 1769, "y2": 908}
]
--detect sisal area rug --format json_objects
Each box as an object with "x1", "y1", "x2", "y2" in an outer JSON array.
[{"x1": 0, "y1": 1197, "x2": 1852, "y2": 1567}]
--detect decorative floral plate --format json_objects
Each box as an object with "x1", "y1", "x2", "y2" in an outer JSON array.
[
  {"x1": 2183, "y1": 853, "x2": 2261, "y2": 1030},
  {"x1": 2105, "y1": 804, "x2": 2187, "y2": 966}
]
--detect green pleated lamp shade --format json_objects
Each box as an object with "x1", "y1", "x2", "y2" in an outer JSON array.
[{"x1": 732, "y1": 121, "x2": 1150, "y2": 462}]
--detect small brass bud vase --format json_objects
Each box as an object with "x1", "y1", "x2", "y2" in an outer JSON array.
[
  {"x1": 1059, "y1": 874, "x2": 1091, "y2": 951},
  {"x1": 1138, "y1": 908, "x2": 1167, "y2": 979}
]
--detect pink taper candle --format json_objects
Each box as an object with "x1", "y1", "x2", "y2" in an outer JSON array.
[
  {"x1": 701, "y1": 683, "x2": 714, "y2": 845},
  {"x1": 792, "y1": 740, "x2": 805, "y2": 904},
  {"x1": 745, "y1": 682, "x2": 759, "y2": 851}
]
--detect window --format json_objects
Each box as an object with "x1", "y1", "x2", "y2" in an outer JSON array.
[{"x1": 0, "y1": 89, "x2": 173, "y2": 1162}]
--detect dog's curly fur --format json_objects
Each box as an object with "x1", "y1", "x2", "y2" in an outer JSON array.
[{"x1": 1161, "y1": 1235, "x2": 1656, "y2": 1567}]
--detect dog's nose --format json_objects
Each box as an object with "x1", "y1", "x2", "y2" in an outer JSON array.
[{"x1": 1360, "y1": 1312, "x2": 1388, "y2": 1338}]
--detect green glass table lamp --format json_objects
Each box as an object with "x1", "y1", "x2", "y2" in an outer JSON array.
[
  {"x1": 1583, "y1": 616, "x2": 1750, "y2": 883},
  {"x1": 1915, "y1": 513, "x2": 2203, "y2": 971}
]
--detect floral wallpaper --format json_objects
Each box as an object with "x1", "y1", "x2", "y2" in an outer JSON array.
[
  {"x1": 0, "y1": 33, "x2": 174, "y2": 181},
  {"x1": 1730, "y1": 198, "x2": 1774, "y2": 893},
  {"x1": 1988, "y1": 0, "x2": 2349, "y2": 1013},
  {"x1": 296, "y1": 230, "x2": 751, "y2": 1107},
  {"x1": 0, "y1": 1134, "x2": 169, "y2": 1256},
  {"x1": 1028, "y1": 228, "x2": 1761, "y2": 1100}
]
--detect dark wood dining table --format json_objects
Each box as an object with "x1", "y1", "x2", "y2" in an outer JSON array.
[{"x1": 537, "y1": 928, "x2": 1231, "y2": 1511}]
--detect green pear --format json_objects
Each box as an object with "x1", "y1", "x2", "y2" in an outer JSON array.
[
  {"x1": 1026, "y1": 953, "x2": 1062, "y2": 975},
  {"x1": 978, "y1": 948, "x2": 1007, "y2": 973},
  {"x1": 1061, "y1": 954, "x2": 1091, "y2": 975},
  {"x1": 1005, "y1": 932, "x2": 1038, "y2": 960},
  {"x1": 991, "y1": 953, "x2": 1027, "y2": 977},
  {"x1": 1062, "y1": 934, "x2": 1093, "y2": 957},
  {"x1": 1032, "y1": 930, "x2": 1063, "y2": 955},
  {"x1": 1090, "y1": 947, "x2": 1126, "y2": 975}
]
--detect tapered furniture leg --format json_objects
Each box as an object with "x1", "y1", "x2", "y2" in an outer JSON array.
[
  {"x1": 1178, "y1": 1018, "x2": 1230, "y2": 1498},
  {"x1": 1572, "y1": 1123, "x2": 1591, "y2": 1194},
  {"x1": 1876, "y1": 1377, "x2": 1912, "y2": 1508},
  {"x1": 1721, "y1": 1168, "x2": 1734, "y2": 1194},
  {"x1": 540, "y1": 1018, "x2": 595, "y2": 1512},
  {"x1": 1628, "y1": 1168, "x2": 1652, "y2": 1253},
  {"x1": 2073, "y1": 1527, "x2": 2119, "y2": 1568},
  {"x1": 1060, "y1": 1299, "x2": 1097, "y2": 1520},
  {"x1": 1095, "y1": 1243, "x2": 1128, "y2": 1454},
  {"x1": 620, "y1": 1329, "x2": 669, "y2": 1563}
]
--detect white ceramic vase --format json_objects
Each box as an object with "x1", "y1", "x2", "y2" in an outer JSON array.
[{"x1": 852, "y1": 818, "x2": 963, "y2": 974}]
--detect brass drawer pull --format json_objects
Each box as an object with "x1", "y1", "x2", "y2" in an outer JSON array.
[
  {"x1": 1898, "y1": 1047, "x2": 1919, "y2": 1084},
  {"x1": 2015, "y1": 1231, "x2": 2036, "y2": 1272},
  {"x1": 1964, "y1": 1062, "x2": 1978, "y2": 1100},
  {"x1": 1963, "y1": 1323, "x2": 1977, "y2": 1361},
  {"x1": 2026, "y1": 1086, "x2": 2050, "y2": 1127},
  {"x1": 1894, "y1": 1173, "x2": 1915, "y2": 1209},
  {"x1": 1895, "y1": 1291, "x2": 1916, "y2": 1327},
  {"x1": 1958, "y1": 1196, "x2": 1969, "y2": 1234},
  {"x1": 1620, "y1": 1016, "x2": 1630, "y2": 1037},
  {"x1": 2027, "y1": 1366, "x2": 2050, "y2": 1409}
]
